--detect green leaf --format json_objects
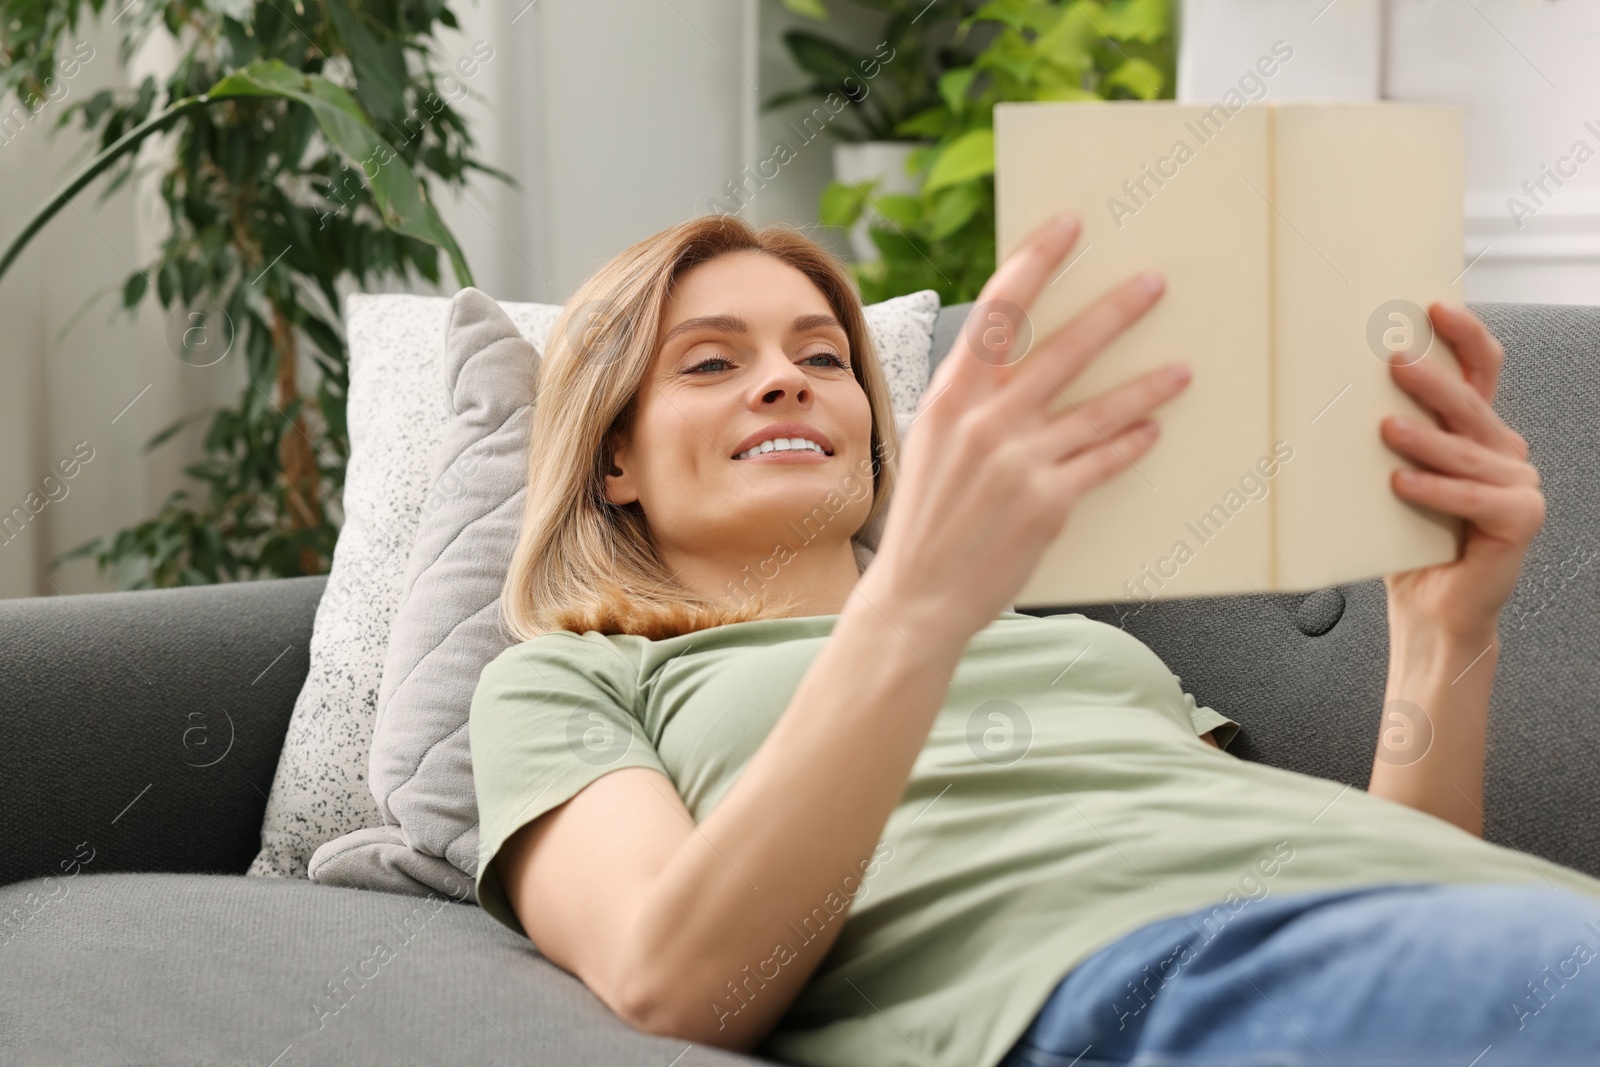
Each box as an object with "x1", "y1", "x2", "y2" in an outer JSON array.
[
  {"x1": 782, "y1": 30, "x2": 861, "y2": 88},
  {"x1": 144, "y1": 410, "x2": 210, "y2": 452},
  {"x1": 923, "y1": 128, "x2": 994, "y2": 194},
  {"x1": 1037, "y1": 3, "x2": 1100, "y2": 75},
  {"x1": 79, "y1": 89, "x2": 116, "y2": 130},
  {"x1": 870, "y1": 195, "x2": 921, "y2": 230},
  {"x1": 905, "y1": 143, "x2": 941, "y2": 175},
  {"x1": 871, "y1": 193, "x2": 922, "y2": 228},
  {"x1": 207, "y1": 61, "x2": 473, "y2": 287},
  {"x1": 929, "y1": 182, "x2": 983, "y2": 239},
  {"x1": 867, "y1": 224, "x2": 922, "y2": 262},
  {"x1": 819, "y1": 179, "x2": 868, "y2": 228},
  {"x1": 1101, "y1": 56, "x2": 1164, "y2": 99},
  {"x1": 938, "y1": 67, "x2": 977, "y2": 115},
  {"x1": 157, "y1": 261, "x2": 179, "y2": 306},
  {"x1": 973, "y1": 28, "x2": 1038, "y2": 85},
  {"x1": 326, "y1": 3, "x2": 409, "y2": 124},
  {"x1": 1034, "y1": 81, "x2": 1101, "y2": 101},
  {"x1": 780, "y1": 0, "x2": 830, "y2": 19},
  {"x1": 299, "y1": 312, "x2": 343, "y2": 360},
  {"x1": 122, "y1": 271, "x2": 147, "y2": 310},
  {"x1": 972, "y1": 0, "x2": 1059, "y2": 34},
  {"x1": 894, "y1": 105, "x2": 953, "y2": 140},
  {"x1": 1099, "y1": 0, "x2": 1172, "y2": 42}
]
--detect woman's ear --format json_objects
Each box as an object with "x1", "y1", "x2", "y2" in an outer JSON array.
[{"x1": 602, "y1": 437, "x2": 639, "y2": 507}]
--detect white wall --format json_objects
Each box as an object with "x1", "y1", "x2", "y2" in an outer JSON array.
[
  {"x1": 1178, "y1": 0, "x2": 1600, "y2": 307},
  {"x1": 1386, "y1": 0, "x2": 1600, "y2": 305},
  {"x1": 0, "y1": 19, "x2": 236, "y2": 600},
  {"x1": 430, "y1": 0, "x2": 759, "y2": 303}
]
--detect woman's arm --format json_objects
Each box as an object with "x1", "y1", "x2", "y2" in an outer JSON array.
[
  {"x1": 497, "y1": 213, "x2": 1191, "y2": 1051},
  {"x1": 1368, "y1": 599, "x2": 1499, "y2": 834},
  {"x1": 499, "y1": 599, "x2": 967, "y2": 1052},
  {"x1": 1367, "y1": 304, "x2": 1545, "y2": 834}
]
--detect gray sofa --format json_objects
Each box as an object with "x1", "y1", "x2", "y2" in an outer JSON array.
[{"x1": 4, "y1": 301, "x2": 1599, "y2": 1066}]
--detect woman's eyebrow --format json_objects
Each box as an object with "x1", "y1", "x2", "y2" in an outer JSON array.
[{"x1": 661, "y1": 313, "x2": 845, "y2": 346}]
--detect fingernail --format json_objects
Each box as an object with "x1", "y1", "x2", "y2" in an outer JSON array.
[
  {"x1": 1140, "y1": 271, "x2": 1165, "y2": 297},
  {"x1": 1396, "y1": 469, "x2": 1417, "y2": 486},
  {"x1": 1167, "y1": 362, "x2": 1190, "y2": 385},
  {"x1": 1391, "y1": 415, "x2": 1411, "y2": 433},
  {"x1": 1053, "y1": 211, "x2": 1080, "y2": 235}
]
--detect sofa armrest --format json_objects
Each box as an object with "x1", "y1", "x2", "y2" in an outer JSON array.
[{"x1": 1, "y1": 576, "x2": 325, "y2": 888}]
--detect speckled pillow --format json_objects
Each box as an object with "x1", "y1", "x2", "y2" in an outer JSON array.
[
  {"x1": 246, "y1": 294, "x2": 563, "y2": 881},
  {"x1": 246, "y1": 287, "x2": 938, "y2": 884}
]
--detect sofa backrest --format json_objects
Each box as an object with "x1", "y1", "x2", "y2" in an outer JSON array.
[{"x1": 927, "y1": 301, "x2": 1600, "y2": 879}]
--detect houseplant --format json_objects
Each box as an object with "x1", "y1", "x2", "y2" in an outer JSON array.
[
  {"x1": 819, "y1": 0, "x2": 1176, "y2": 304},
  {"x1": 0, "y1": 0, "x2": 494, "y2": 587},
  {"x1": 766, "y1": 0, "x2": 987, "y2": 260}
]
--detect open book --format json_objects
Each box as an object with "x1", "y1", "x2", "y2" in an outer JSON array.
[{"x1": 993, "y1": 100, "x2": 1468, "y2": 608}]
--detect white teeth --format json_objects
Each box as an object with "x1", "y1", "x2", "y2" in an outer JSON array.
[{"x1": 734, "y1": 437, "x2": 826, "y2": 460}]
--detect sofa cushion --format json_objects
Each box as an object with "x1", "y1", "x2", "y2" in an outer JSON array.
[
  {"x1": 309, "y1": 290, "x2": 543, "y2": 900},
  {"x1": 0, "y1": 872, "x2": 775, "y2": 1066},
  {"x1": 246, "y1": 295, "x2": 564, "y2": 882}
]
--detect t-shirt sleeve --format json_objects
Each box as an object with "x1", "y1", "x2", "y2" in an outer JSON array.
[
  {"x1": 1176, "y1": 680, "x2": 1240, "y2": 751},
  {"x1": 469, "y1": 630, "x2": 668, "y2": 936}
]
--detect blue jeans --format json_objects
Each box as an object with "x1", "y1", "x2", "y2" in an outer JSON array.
[{"x1": 999, "y1": 883, "x2": 1600, "y2": 1067}]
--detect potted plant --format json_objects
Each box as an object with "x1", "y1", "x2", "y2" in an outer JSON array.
[
  {"x1": 0, "y1": 0, "x2": 497, "y2": 587},
  {"x1": 818, "y1": 0, "x2": 1176, "y2": 304},
  {"x1": 766, "y1": 0, "x2": 986, "y2": 260}
]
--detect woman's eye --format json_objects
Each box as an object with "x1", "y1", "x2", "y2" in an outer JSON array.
[
  {"x1": 687, "y1": 351, "x2": 847, "y2": 373},
  {"x1": 804, "y1": 351, "x2": 849, "y2": 369}
]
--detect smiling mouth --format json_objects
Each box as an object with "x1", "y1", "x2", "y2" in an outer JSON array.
[{"x1": 732, "y1": 438, "x2": 832, "y2": 461}]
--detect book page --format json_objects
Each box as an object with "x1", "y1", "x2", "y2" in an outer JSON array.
[
  {"x1": 1270, "y1": 103, "x2": 1466, "y2": 590},
  {"x1": 994, "y1": 101, "x2": 1275, "y2": 607}
]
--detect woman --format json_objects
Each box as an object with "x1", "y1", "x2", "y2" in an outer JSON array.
[{"x1": 469, "y1": 212, "x2": 1600, "y2": 1067}]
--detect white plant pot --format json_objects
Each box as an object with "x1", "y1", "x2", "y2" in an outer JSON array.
[{"x1": 833, "y1": 141, "x2": 923, "y2": 262}]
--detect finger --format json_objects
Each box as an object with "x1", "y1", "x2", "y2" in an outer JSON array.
[
  {"x1": 1001, "y1": 270, "x2": 1166, "y2": 421},
  {"x1": 921, "y1": 212, "x2": 1082, "y2": 418},
  {"x1": 1389, "y1": 355, "x2": 1528, "y2": 459},
  {"x1": 1032, "y1": 361, "x2": 1190, "y2": 463},
  {"x1": 1390, "y1": 469, "x2": 1545, "y2": 544},
  {"x1": 977, "y1": 211, "x2": 1083, "y2": 320},
  {"x1": 1429, "y1": 302, "x2": 1505, "y2": 405},
  {"x1": 1379, "y1": 414, "x2": 1538, "y2": 489},
  {"x1": 1047, "y1": 417, "x2": 1162, "y2": 506}
]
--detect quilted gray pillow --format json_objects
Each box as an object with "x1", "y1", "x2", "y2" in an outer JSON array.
[
  {"x1": 308, "y1": 289, "x2": 534, "y2": 899},
  {"x1": 308, "y1": 287, "x2": 938, "y2": 901}
]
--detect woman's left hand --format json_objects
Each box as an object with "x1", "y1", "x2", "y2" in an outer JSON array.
[{"x1": 1380, "y1": 302, "x2": 1545, "y2": 641}]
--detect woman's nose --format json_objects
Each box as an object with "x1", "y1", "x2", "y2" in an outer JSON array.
[{"x1": 755, "y1": 353, "x2": 810, "y2": 405}]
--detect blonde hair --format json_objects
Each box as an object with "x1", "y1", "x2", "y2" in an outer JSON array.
[{"x1": 500, "y1": 215, "x2": 901, "y2": 642}]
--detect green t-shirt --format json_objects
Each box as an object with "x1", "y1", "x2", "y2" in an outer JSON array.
[{"x1": 469, "y1": 610, "x2": 1600, "y2": 1067}]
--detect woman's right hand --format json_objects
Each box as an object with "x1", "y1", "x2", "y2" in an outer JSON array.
[{"x1": 856, "y1": 211, "x2": 1191, "y2": 661}]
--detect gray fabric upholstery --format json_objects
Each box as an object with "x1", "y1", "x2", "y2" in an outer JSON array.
[
  {"x1": 933, "y1": 301, "x2": 1600, "y2": 878},
  {"x1": 0, "y1": 576, "x2": 324, "y2": 890},
  {"x1": 4, "y1": 301, "x2": 1600, "y2": 1067},
  {"x1": 0, "y1": 872, "x2": 774, "y2": 1065}
]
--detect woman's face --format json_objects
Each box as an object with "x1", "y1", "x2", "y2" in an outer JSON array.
[{"x1": 604, "y1": 250, "x2": 875, "y2": 570}]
